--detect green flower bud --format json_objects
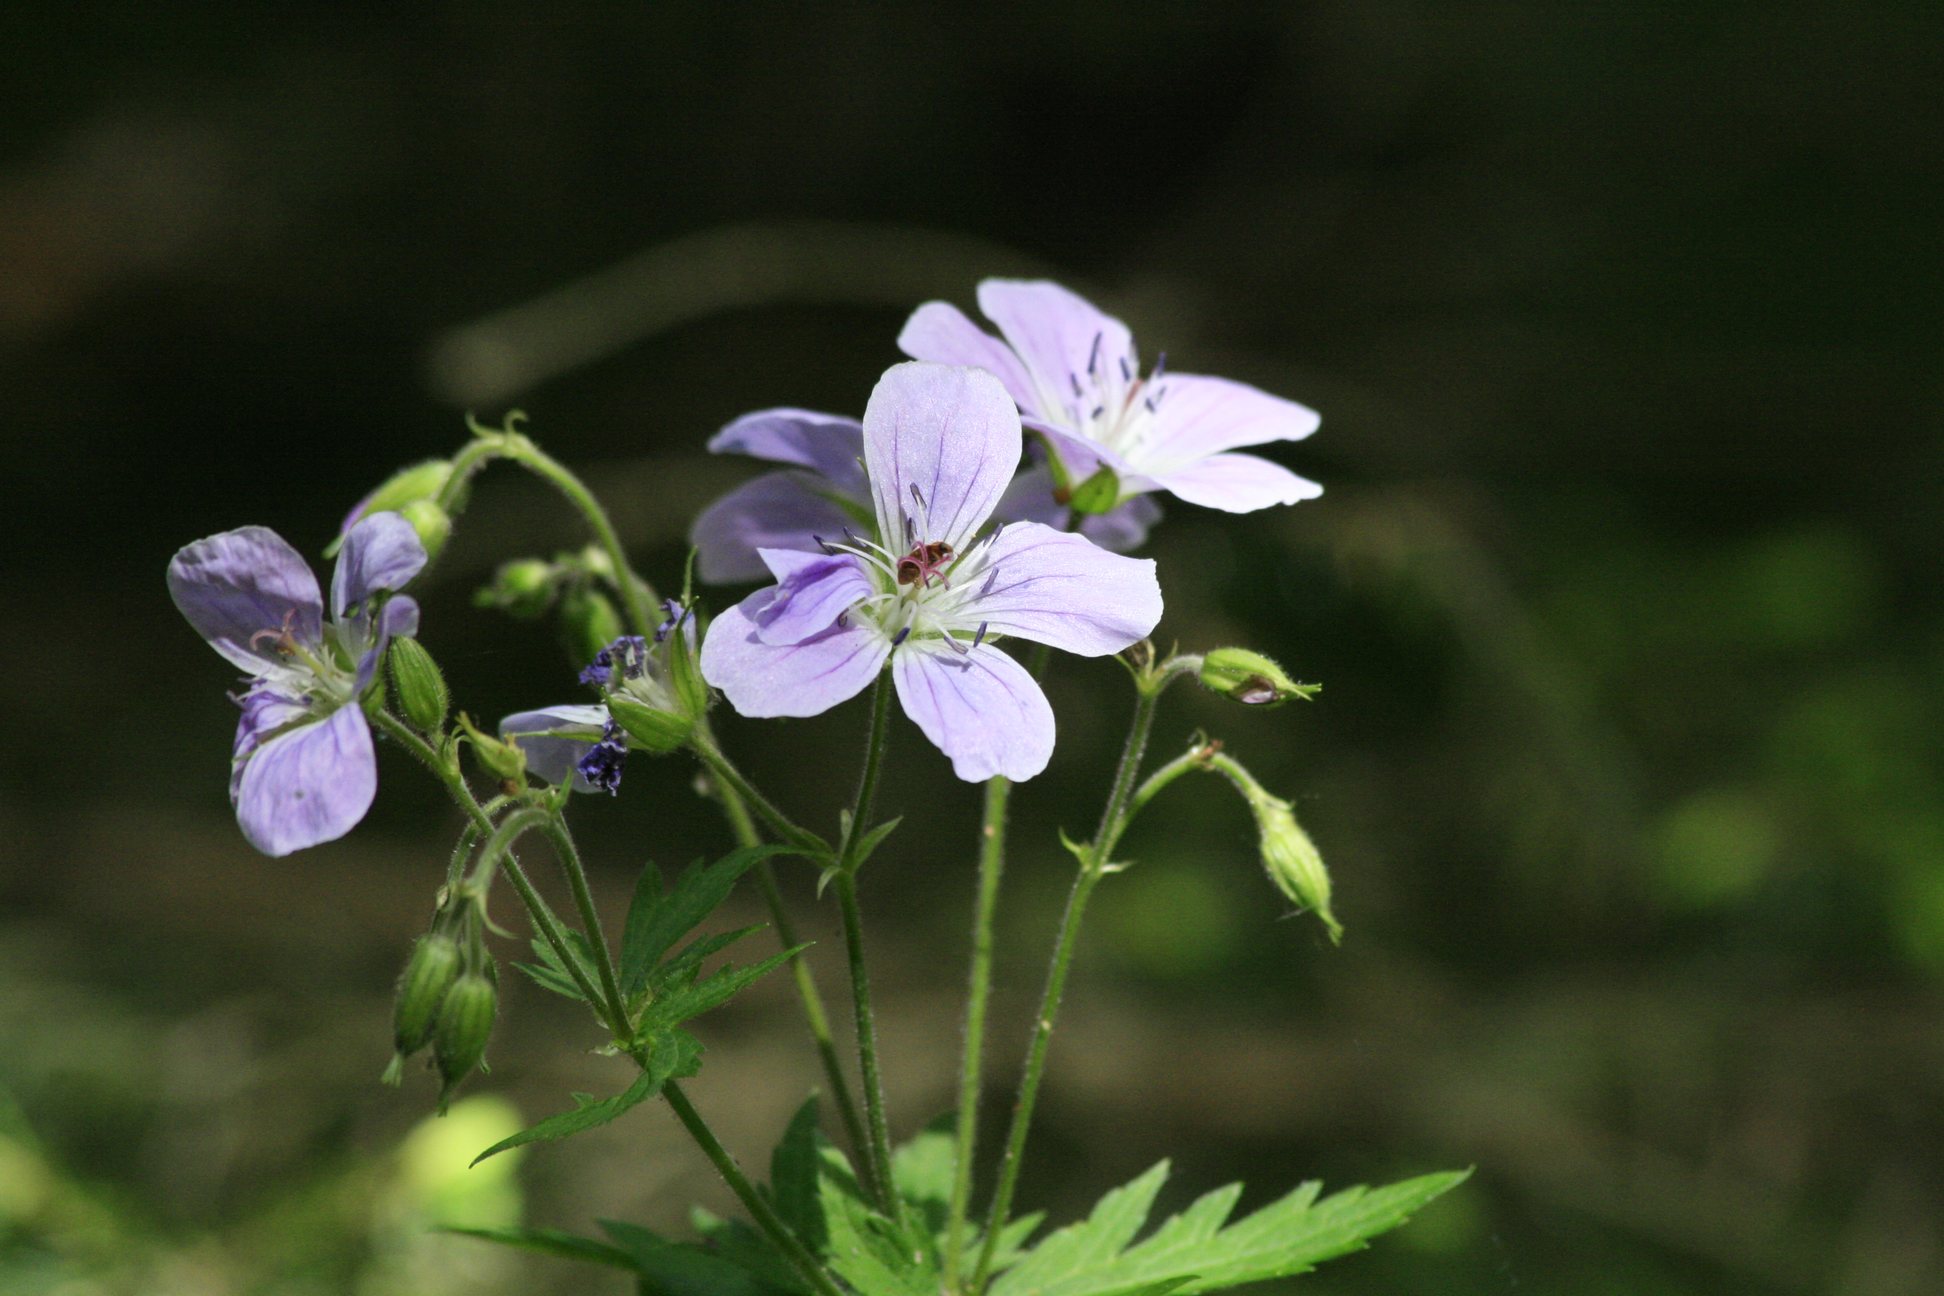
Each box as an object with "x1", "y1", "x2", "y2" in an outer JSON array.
[
  {"x1": 664, "y1": 615, "x2": 711, "y2": 721},
  {"x1": 606, "y1": 695, "x2": 692, "y2": 754},
  {"x1": 1066, "y1": 464, "x2": 1122, "y2": 516},
  {"x1": 476, "y1": 558, "x2": 558, "y2": 619},
  {"x1": 397, "y1": 498, "x2": 453, "y2": 561},
  {"x1": 433, "y1": 973, "x2": 497, "y2": 1110},
  {"x1": 330, "y1": 461, "x2": 454, "y2": 557},
  {"x1": 388, "y1": 636, "x2": 450, "y2": 733},
  {"x1": 456, "y1": 714, "x2": 527, "y2": 785},
  {"x1": 392, "y1": 932, "x2": 462, "y2": 1058},
  {"x1": 1198, "y1": 648, "x2": 1317, "y2": 707},
  {"x1": 559, "y1": 589, "x2": 624, "y2": 668},
  {"x1": 1248, "y1": 792, "x2": 1341, "y2": 944}
]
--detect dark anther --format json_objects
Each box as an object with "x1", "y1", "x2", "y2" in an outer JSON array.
[
  {"x1": 890, "y1": 626, "x2": 911, "y2": 647},
  {"x1": 1086, "y1": 331, "x2": 1103, "y2": 376},
  {"x1": 973, "y1": 621, "x2": 988, "y2": 649}
]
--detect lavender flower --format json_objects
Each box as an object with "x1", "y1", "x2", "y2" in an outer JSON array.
[
  {"x1": 167, "y1": 513, "x2": 427, "y2": 856},
  {"x1": 689, "y1": 408, "x2": 1159, "y2": 585},
  {"x1": 699, "y1": 362, "x2": 1163, "y2": 782},
  {"x1": 899, "y1": 279, "x2": 1322, "y2": 513}
]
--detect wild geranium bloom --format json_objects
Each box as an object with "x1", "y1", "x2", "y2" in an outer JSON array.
[
  {"x1": 899, "y1": 279, "x2": 1322, "y2": 513},
  {"x1": 167, "y1": 514, "x2": 427, "y2": 856},
  {"x1": 690, "y1": 408, "x2": 1159, "y2": 585},
  {"x1": 699, "y1": 362, "x2": 1163, "y2": 782}
]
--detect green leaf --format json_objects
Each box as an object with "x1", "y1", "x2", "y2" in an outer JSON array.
[
  {"x1": 890, "y1": 1113, "x2": 957, "y2": 1240},
  {"x1": 470, "y1": 1031, "x2": 699, "y2": 1165},
  {"x1": 848, "y1": 815, "x2": 903, "y2": 871},
  {"x1": 513, "y1": 959, "x2": 583, "y2": 1001},
  {"x1": 444, "y1": 1224, "x2": 637, "y2": 1270},
  {"x1": 690, "y1": 1207, "x2": 813, "y2": 1293},
  {"x1": 769, "y1": 1097, "x2": 826, "y2": 1253},
  {"x1": 639, "y1": 946, "x2": 807, "y2": 1033},
  {"x1": 621, "y1": 845, "x2": 795, "y2": 994},
  {"x1": 989, "y1": 1165, "x2": 1469, "y2": 1296},
  {"x1": 599, "y1": 1219, "x2": 796, "y2": 1296},
  {"x1": 815, "y1": 1137, "x2": 939, "y2": 1296}
]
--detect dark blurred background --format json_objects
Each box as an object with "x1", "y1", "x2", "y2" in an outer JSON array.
[{"x1": 4, "y1": 4, "x2": 1941, "y2": 1293}]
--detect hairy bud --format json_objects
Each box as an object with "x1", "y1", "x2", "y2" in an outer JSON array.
[
  {"x1": 388, "y1": 637, "x2": 450, "y2": 733},
  {"x1": 391, "y1": 932, "x2": 462, "y2": 1059},
  {"x1": 433, "y1": 972, "x2": 497, "y2": 1110},
  {"x1": 605, "y1": 695, "x2": 692, "y2": 754},
  {"x1": 1198, "y1": 648, "x2": 1317, "y2": 707},
  {"x1": 397, "y1": 499, "x2": 453, "y2": 561},
  {"x1": 477, "y1": 559, "x2": 557, "y2": 619},
  {"x1": 560, "y1": 589, "x2": 625, "y2": 669},
  {"x1": 1213, "y1": 755, "x2": 1342, "y2": 942}
]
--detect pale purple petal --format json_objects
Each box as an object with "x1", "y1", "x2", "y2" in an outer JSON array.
[
  {"x1": 896, "y1": 302, "x2": 1040, "y2": 412},
  {"x1": 332, "y1": 512, "x2": 427, "y2": 619},
  {"x1": 1147, "y1": 452, "x2": 1323, "y2": 512},
  {"x1": 1023, "y1": 417, "x2": 1131, "y2": 486},
  {"x1": 708, "y1": 408, "x2": 868, "y2": 494},
  {"x1": 234, "y1": 704, "x2": 376, "y2": 857},
  {"x1": 168, "y1": 526, "x2": 325, "y2": 673},
  {"x1": 355, "y1": 596, "x2": 422, "y2": 693},
  {"x1": 892, "y1": 641, "x2": 1055, "y2": 782},
  {"x1": 862, "y1": 362, "x2": 1020, "y2": 551},
  {"x1": 1079, "y1": 495, "x2": 1163, "y2": 552},
  {"x1": 701, "y1": 592, "x2": 888, "y2": 718},
  {"x1": 950, "y1": 522, "x2": 1160, "y2": 656},
  {"x1": 994, "y1": 466, "x2": 1161, "y2": 553},
  {"x1": 231, "y1": 687, "x2": 308, "y2": 799},
  {"x1": 1139, "y1": 373, "x2": 1320, "y2": 473},
  {"x1": 750, "y1": 551, "x2": 874, "y2": 645},
  {"x1": 691, "y1": 470, "x2": 865, "y2": 585},
  {"x1": 500, "y1": 704, "x2": 610, "y2": 789},
  {"x1": 976, "y1": 280, "x2": 1133, "y2": 416}
]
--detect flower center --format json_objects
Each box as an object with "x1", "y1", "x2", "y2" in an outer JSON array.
[{"x1": 1046, "y1": 332, "x2": 1170, "y2": 462}]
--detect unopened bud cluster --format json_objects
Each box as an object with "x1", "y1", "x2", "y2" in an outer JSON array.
[{"x1": 385, "y1": 893, "x2": 498, "y2": 1110}]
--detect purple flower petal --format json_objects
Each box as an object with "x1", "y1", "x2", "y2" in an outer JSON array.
[
  {"x1": 751, "y1": 550, "x2": 874, "y2": 645},
  {"x1": 897, "y1": 302, "x2": 1040, "y2": 413},
  {"x1": 1079, "y1": 494, "x2": 1163, "y2": 552},
  {"x1": 1147, "y1": 452, "x2": 1323, "y2": 513},
  {"x1": 355, "y1": 595, "x2": 422, "y2": 693},
  {"x1": 234, "y1": 704, "x2": 377, "y2": 857},
  {"x1": 976, "y1": 279, "x2": 1133, "y2": 415},
  {"x1": 1140, "y1": 373, "x2": 1320, "y2": 472},
  {"x1": 332, "y1": 512, "x2": 427, "y2": 619},
  {"x1": 691, "y1": 470, "x2": 864, "y2": 584},
  {"x1": 231, "y1": 687, "x2": 308, "y2": 799},
  {"x1": 862, "y1": 362, "x2": 1020, "y2": 551},
  {"x1": 500, "y1": 704, "x2": 610, "y2": 789},
  {"x1": 954, "y1": 522, "x2": 1161, "y2": 656},
  {"x1": 708, "y1": 408, "x2": 868, "y2": 494},
  {"x1": 168, "y1": 526, "x2": 325, "y2": 673},
  {"x1": 700, "y1": 592, "x2": 889, "y2": 718},
  {"x1": 1022, "y1": 416, "x2": 1131, "y2": 486},
  {"x1": 892, "y1": 641, "x2": 1055, "y2": 782}
]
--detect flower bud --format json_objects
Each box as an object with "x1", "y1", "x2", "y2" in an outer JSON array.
[
  {"x1": 559, "y1": 589, "x2": 624, "y2": 669},
  {"x1": 457, "y1": 714, "x2": 527, "y2": 785},
  {"x1": 1249, "y1": 792, "x2": 1341, "y2": 943},
  {"x1": 1066, "y1": 464, "x2": 1122, "y2": 516},
  {"x1": 605, "y1": 695, "x2": 692, "y2": 754},
  {"x1": 661, "y1": 608, "x2": 711, "y2": 721},
  {"x1": 477, "y1": 559, "x2": 557, "y2": 619},
  {"x1": 397, "y1": 499, "x2": 453, "y2": 562},
  {"x1": 433, "y1": 972, "x2": 497, "y2": 1110},
  {"x1": 332, "y1": 461, "x2": 454, "y2": 555},
  {"x1": 1198, "y1": 648, "x2": 1316, "y2": 707},
  {"x1": 388, "y1": 636, "x2": 450, "y2": 733},
  {"x1": 392, "y1": 932, "x2": 462, "y2": 1058}
]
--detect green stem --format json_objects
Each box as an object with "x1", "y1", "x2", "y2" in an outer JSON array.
[
  {"x1": 943, "y1": 772, "x2": 1012, "y2": 1287},
  {"x1": 694, "y1": 718, "x2": 870, "y2": 1160},
  {"x1": 834, "y1": 678, "x2": 901, "y2": 1218},
  {"x1": 1124, "y1": 740, "x2": 1219, "y2": 825},
  {"x1": 691, "y1": 732, "x2": 827, "y2": 855},
  {"x1": 372, "y1": 709, "x2": 494, "y2": 835},
  {"x1": 541, "y1": 810, "x2": 631, "y2": 1034},
  {"x1": 661, "y1": 1080, "x2": 848, "y2": 1296},
  {"x1": 971, "y1": 685, "x2": 1164, "y2": 1291}
]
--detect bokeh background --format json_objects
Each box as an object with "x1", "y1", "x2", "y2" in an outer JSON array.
[{"x1": 5, "y1": 4, "x2": 1941, "y2": 1293}]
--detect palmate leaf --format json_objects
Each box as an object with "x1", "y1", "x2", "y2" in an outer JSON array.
[
  {"x1": 621, "y1": 844, "x2": 797, "y2": 995},
  {"x1": 469, "y1": 1029, "x2": 699, "y2": 1165},
  {"x1": 601, "y1": 1218, "x2": 798, "y2": 1296},
  {"x1": 443, "y1": 1224, "x2": 636, "y2": 1270},
  {"x1": 638, "y1": 944, "x2": 808, "y2": 1034},
  {"x1": 989, "y1": 1163, "x2": 1469, "y2": 1296}
]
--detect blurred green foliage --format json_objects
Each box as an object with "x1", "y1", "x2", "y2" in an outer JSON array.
[{"x1": 4, "y1": 3, "x2": 1941, "y2": 1295}]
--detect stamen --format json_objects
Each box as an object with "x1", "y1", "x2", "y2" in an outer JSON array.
[
  {"x1": 904, "y1": 513, "x2": 916, "y2": 543},
  {"x1": 1090, "y1": 405, "x2": 1105, "y2": 421},
  {"x1": 973, "y1": 621, "x2": 988, "y2": 649},
  {"x1": 1086, "y1": 331, "x2": 1102, "y2": 376},
  {"x1": 980, "y1": 566, "x2": 999, "y2": 596},
  {"x1": 1069, "y1": 373, "x2": 1082, "y2": 397},
  {"x1": 1152, "y1": 350, "x2": 1167, "y2": 380},
  {"x1": 909, "y1": 481, "x2": 926, "y2": 509},
  {"x1": 814, "y1": 534, "x2": 833, "y2": 554},
  {"x1": 890, "y1": 626, "x2": 910, "y2": 647},
  {"x1": 1118, "y1": 355, "x2": 1131, "y2": 383}
]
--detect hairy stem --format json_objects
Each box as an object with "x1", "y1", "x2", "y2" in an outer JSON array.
[{"x1": 541, "y1": 810, "x2": 631, "y2": 1034}]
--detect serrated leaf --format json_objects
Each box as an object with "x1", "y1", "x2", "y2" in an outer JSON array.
[
  {"x1": 815, "y1": 1137, "x2": 939, "y2": 1296},
  {"x1": 444, "y1": 1224, "x2": 636, "y2": 1270},
  {"x1": 661, "y1": 923, "x2": 766, "y2": 982},
  {"x1": 620, "y1": 845, "x2": 794, "y2": 994},
  {"x1": 638, "y1": 945, "x2": 807, "y2": 1033},
  {"x1": 470, "y1": 1031, "x2": 699, "y2": 1165},
  {"x1": 989, "y1": 1166, "x2": 1468, "y2": 1296},
  {"x1": 890, "y1": 1113, "x2": 957, "y2": 1241},
  {"x1": 513, "y1": 959, "x2": 583, "y2": 1001},
  {"x1": 599, "y1": 1219, "x2": 795, "y2": 1296},
  {"x1": 521, "y1": 929, "x2": 601, "y2": 1005},
  {"x1": 770, "y1": 1097, "x2": 826, "y2": 1253},
  {"x1": 690, "y1": 1207, "x2": 813, "y2": 1293}
]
